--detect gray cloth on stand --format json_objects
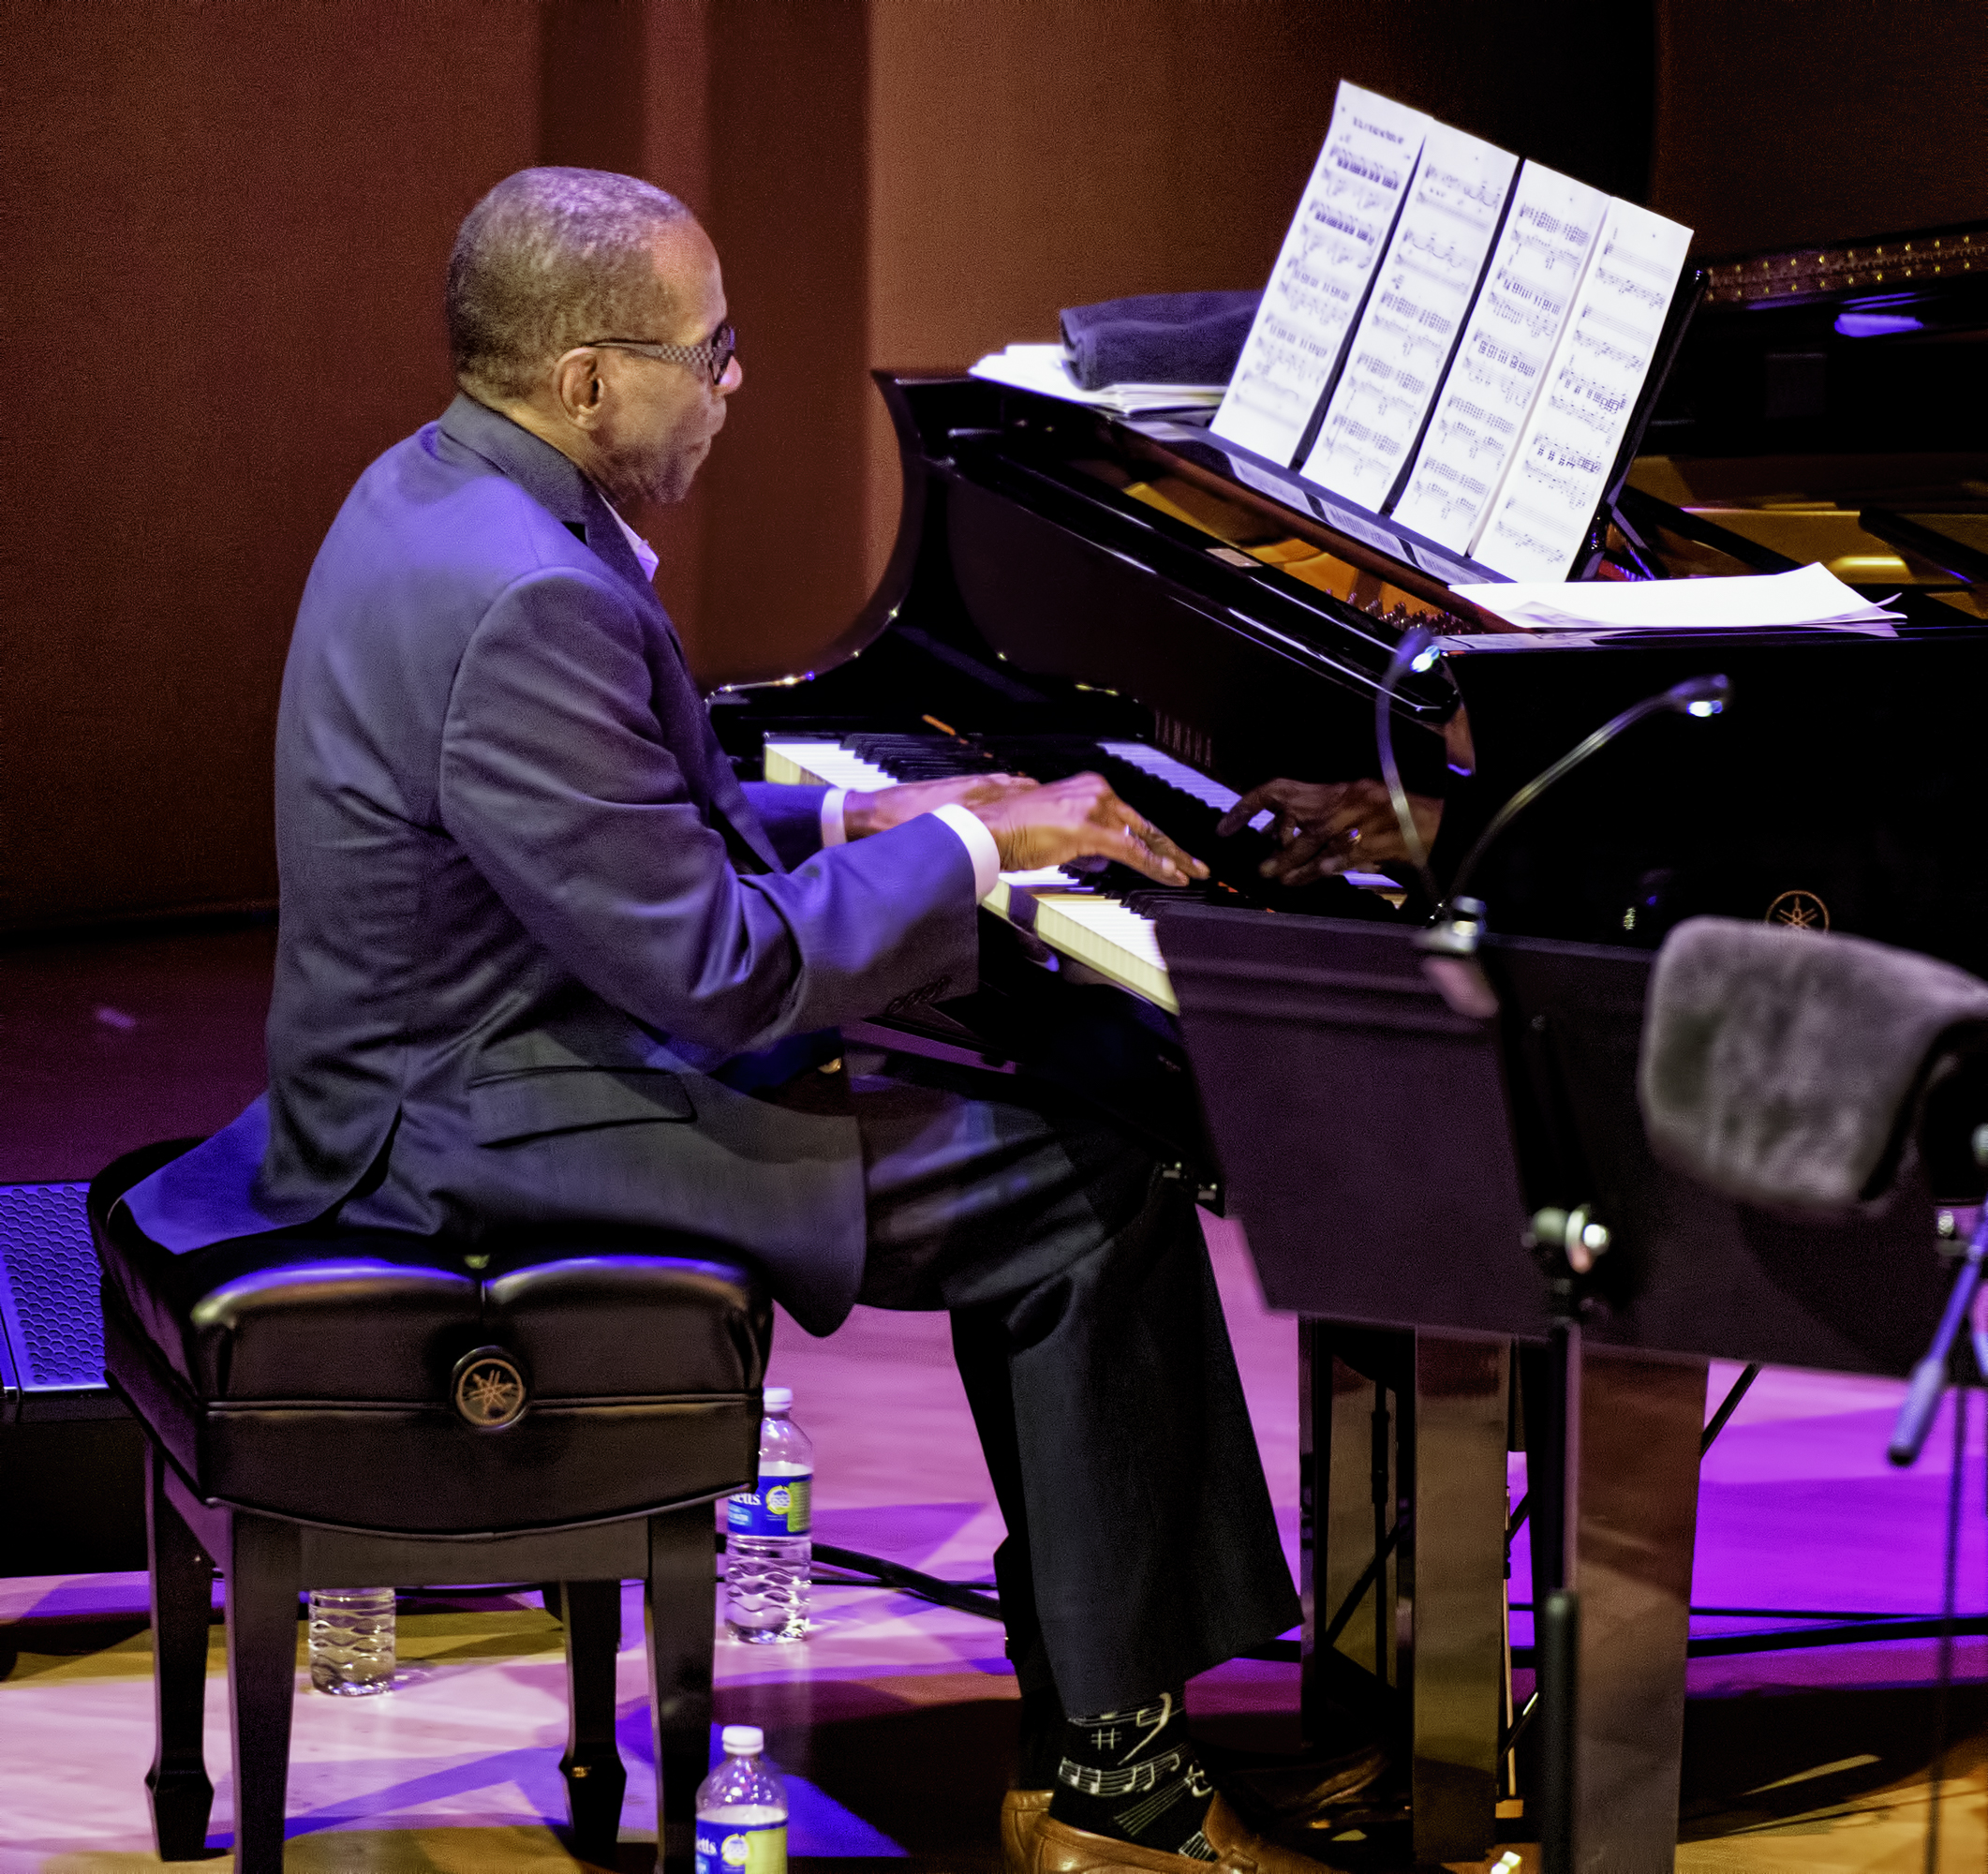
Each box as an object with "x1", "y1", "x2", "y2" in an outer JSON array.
[
  {"x1": 1638, "y1": 916, "x2": 1988, "y2": 1212},
  {"x1": 1059, "y1": 290, "x2": 1260, "y2": 390}
]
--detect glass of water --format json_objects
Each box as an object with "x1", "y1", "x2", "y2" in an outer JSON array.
[{"x1": 307, "y1": 1586, "x2": 396, "y2": 1694}]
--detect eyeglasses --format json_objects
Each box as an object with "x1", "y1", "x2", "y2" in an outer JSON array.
[{"x1": 583, "y1": 321, "x2": 737, "y2": 387}]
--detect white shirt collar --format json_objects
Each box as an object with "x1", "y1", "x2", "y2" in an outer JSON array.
[{"x1": 604, "y1": 502, "x2": 660, "y2": 581}]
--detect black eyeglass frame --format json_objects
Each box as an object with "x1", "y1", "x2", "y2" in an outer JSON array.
[{"x1": 580, "y1": 321, "x2": 736, "y2": 387}]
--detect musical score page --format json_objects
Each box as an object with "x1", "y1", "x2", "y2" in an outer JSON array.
[
  {"x1": 1298, "y1": 124, "x2": 1518, "y2": 511},
  {"x1": 1470, "y1": 196, "x2": 1692, "y2": 580},
  {"x1": 1210, "y1": 84, "x2": 1430, "y2": 466},
  {"x1": 1389, "y1": 162, "x2": 1606, "y2": 555}
]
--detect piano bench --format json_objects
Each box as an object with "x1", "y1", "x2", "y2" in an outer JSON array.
[{"x1": 86, "y1": 1138, "x2": 773, "y2": 1874}]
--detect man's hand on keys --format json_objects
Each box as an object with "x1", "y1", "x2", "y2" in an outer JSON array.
[
  {"x1": 1219, "y1": 777, "x2": 1444, "y2": 886},
  {"x1": 843, "y1": 772, "x2": 1038, "y2": 839},
  {"x1": 969, "y1": 772, "x2": 1209, "y2": 885}
]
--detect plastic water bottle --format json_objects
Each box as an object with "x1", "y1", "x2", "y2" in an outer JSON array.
[
  {"x1": 696, "y1": 1724, "x2": 788, "y2": 1873},
  {"x1": 307, "y1": 1587, "x2": 395, "y2": 1694},
  {"x1": 725, "y1": 1386, "x2": 812, "y2": 1643}
]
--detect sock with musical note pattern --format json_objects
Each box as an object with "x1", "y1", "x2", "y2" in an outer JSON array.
[{"x1": 1047, "y1": 1690, "x2": 1216, "y2": 1859}]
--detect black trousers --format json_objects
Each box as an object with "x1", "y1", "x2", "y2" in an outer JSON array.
[{"x1": 850, "y1": 1049, "x2": 1299, "y2": 1718}]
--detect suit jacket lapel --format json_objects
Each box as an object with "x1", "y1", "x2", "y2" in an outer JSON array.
[
  {"x1": 436, "y1": 396, "x2": 787, "y2": 876},
  {"x1": 439, "y1": 394, "x2": 656, "y2": 602}
]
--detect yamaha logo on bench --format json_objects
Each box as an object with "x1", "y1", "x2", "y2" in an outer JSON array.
[{"x1": 452, "y1": 1346, "x2": 527, "y2": 1428}]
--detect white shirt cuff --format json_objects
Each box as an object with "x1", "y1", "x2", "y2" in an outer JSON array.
[
  {"x1": 819, "y1": 788, "x2": 849, "y2": 849},
  {"x1": 931, "y1": 802, "x2": 1002, "y2": 900}
]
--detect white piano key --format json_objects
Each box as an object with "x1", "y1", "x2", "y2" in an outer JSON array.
[
  {"x1": 1052, "y1": 898, "x2": 1166, "y2": 967},
  {"x1": 1031, "y1": 893, "x2": 1178, "y2": 1012},
  {"x1": 762, "y1": 740, "x2": 898, "y2": 792},
  {"x1": 999, "y1": 867, "x2": 1075, "y2": 887}
]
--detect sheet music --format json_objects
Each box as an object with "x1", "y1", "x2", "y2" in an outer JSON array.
[
  {"x1": 1210, "y1": 84, "x2": 1429, "y2": 466},
  {"x1": 1450, "y1": 563, "x2": 1903, "y2": 631},
  {"x1": 1226, "y1": 453, "x2": 1317, "y2": 512},
  {"x1": 1470, "y1": 196, "x2": 1692, "y2": 580},
  {"x1": 1308, "y1": 491, "x2": 1402, "y2": 557},
  {"x1": 1229, "y1": 453, "x2": 1403, "y2": 556},
  {"x1": 1388, "y1": 162, "x2": 1606, "y2": 554},
  {"x1": 1297, "y1": 124, "x2": 1518, "y2": 511}
]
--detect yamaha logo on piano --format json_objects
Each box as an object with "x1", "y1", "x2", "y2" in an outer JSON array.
[{"x1": 1766, "y1": 889, "x2": 1830, "y2": 931}]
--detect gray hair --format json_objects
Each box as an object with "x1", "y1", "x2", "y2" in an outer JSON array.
[{"x1": 447, "y1": 168, "x2": 692, "y2": 402}]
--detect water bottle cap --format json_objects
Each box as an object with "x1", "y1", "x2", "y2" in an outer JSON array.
[
  {"x1": 721, "y1": 1723, "x2": 764, "y2": 1756},
  {"x1": 762, "y1": 1386, "x2": 793, "y2": 1412}
]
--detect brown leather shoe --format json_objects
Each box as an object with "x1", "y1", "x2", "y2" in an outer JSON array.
[
  {"x1": 1035, "y1": 1792, "x2": 1328, "y2": 1872},
  {"x1": 1002, "y1": 1787, "x2": 1052, "y2": 1873}
]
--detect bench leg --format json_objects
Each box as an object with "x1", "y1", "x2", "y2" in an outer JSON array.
[
  {"x1": 561, "y1": 1577, "x2": 629, "y2": 1850},
  {"x1": 145, "y1": 1444, "x2": 215, "y2": 1859},
  {"x1": 223, "y1": 1513, "x2": 300, "y2": 1874},
  {"x1": 644, "y1": 1508, "x2": 715, "y2": 1874}
]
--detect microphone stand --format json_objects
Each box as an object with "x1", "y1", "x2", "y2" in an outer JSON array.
[
  {"x1": 1517, "y1": 1202, "x2": 1614, "y2": 1874},
  {"x1": 1889, "y1": 1151, "x2": 1988, "y2": 1467},
  {"x1": 1885, "y1": 1143, "x2": 1988, "y2": 1874},
  {"x1": 1368, "y1": 632, "x2": 1735, "y2": 1870}
]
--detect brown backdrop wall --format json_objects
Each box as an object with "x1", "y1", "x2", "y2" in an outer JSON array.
[
  {"x1": 2, "y1": 0, "x2": 541, "y2": 930},
  {"x1": 860, "y1": 0, "x2": 1666, "y2": 596},
  {"x1": 1647, "y1": 0, "x2": 1988, "y2": 256},
  {"x1": 4, "y1": 0, "x2": 1981, "y2": 930}
]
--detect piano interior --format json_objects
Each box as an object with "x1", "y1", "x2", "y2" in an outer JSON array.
[{"x1": 1620, "y1": 219, "x2": 1988, "y2": 614}]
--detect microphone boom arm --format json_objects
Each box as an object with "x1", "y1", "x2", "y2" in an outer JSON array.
[{"x1": 1446, "y1": 673, "x2": 1730, "y2": 908}]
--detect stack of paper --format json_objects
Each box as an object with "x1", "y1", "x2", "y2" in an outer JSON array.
[
  {"x1": 1451, "y1": 563, "x2": 1905, "y2": 633},
  {"x1": 968, "y1": 344, "x2": 1225, "y2": 415}
]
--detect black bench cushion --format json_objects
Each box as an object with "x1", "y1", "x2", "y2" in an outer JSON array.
[{"x1": 88, "y1": 1141, "x2": 772, "y2": 1535}]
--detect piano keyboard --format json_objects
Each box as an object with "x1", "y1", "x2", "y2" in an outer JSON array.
[{"x1": 763, "y1": 735, "x2": 1403, "y2": 1013}]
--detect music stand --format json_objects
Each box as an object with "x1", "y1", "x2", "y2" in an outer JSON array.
[
  {"x1": 1159, "y1": 903, "x2": 1592, "y2": 1867},
  {"x1": 1160, "y1": 901, "x2": 1959, "y2": 1871}
]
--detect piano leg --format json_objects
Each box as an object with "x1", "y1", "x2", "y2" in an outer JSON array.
[
  {"x1": 1405, "y1": 1332, "x2": 1512, "y2": 1861},
  {"x1": 1299, "y1": 1323, "x2": 1508, "y2": 1863},
  {"x1": 1565, "y1": 1348, "x2": 1705, "y2": 1873},
  {"x1": 1299, "y1": 1321, "x2": 1402, "y2": 1735}
]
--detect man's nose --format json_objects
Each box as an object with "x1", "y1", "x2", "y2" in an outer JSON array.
[{"x1": 718, "y1": 354, "x2": 743, "y2": 395}]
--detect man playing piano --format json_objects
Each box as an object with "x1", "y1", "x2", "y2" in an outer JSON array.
[{"x1": 121, "y1": 169, "x2": 1362, "y2": 1869}]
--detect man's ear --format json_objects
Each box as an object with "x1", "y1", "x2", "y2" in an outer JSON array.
[{"x1": 550, "y1": 349, "x2": 604, "y2": 429}]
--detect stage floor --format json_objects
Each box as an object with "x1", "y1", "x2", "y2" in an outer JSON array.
[
  {"x1": 3, "y1": 1219, "x2": 1987, "y2": 1871},
  {"x1": 5, "y1": 923, "x2": 1988, "y2": 1868}
]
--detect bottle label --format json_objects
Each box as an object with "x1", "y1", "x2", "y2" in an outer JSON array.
[
  {"x1": 728, "y1": 1472, "x2": 811, "y2": 1537},
  {"x1": 696, "y1": 1818, "x2": 787, "y2": 1874}
]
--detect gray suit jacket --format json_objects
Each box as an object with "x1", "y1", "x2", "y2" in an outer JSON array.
[{"x1": 124, "y1": 395, "x2": 980, "y2": 1332}]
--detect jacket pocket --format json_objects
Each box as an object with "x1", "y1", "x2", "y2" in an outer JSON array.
[{"x1": 467, "y1": 1067, "x2": 696, "y2": 1148}]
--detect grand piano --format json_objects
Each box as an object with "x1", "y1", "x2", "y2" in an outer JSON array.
[{"x1": 712, "y1": 218, "x2": 1988, "y2": 1865}]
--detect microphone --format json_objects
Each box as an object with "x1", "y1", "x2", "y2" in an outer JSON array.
[{"x1": 1375, "y1": 625, "x2": 1446, "y2": 905}]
